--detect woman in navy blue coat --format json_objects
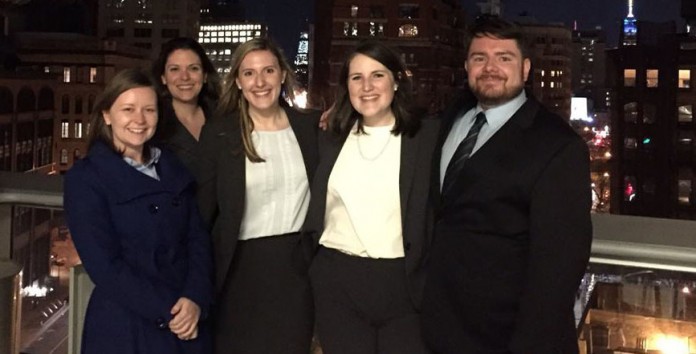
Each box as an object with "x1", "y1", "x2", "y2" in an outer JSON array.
[{"x1": 64, "y1": 69, "x2": 213, "y2": 354}]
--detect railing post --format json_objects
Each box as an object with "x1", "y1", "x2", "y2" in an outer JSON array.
[
  {"x1": 0, "y1": 260, "x2": 21, "y2": 354},
  {"x1": 68, "y1": 265, "x2": 93, "y2": 354}
]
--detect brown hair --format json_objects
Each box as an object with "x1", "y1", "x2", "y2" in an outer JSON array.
[{"x1": 87, "y1": 68, "x2": 157, "y2": 161}]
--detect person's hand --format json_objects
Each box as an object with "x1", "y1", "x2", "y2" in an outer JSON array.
[
  {"x1": 169, "y1": 297, "x2": 200, "y2": 340},
  {"x1": 319, "y1": 103, "x2": 335, "y2": 131}
]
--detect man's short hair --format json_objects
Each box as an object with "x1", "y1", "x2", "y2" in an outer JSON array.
[{"x1": 465, "y1": 15, "x2": 530, "y2": 59}]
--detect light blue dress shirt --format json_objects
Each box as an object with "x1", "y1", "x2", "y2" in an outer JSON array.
[{"x1": 439, "y1": 90, "x2": 527, "y2": 188}]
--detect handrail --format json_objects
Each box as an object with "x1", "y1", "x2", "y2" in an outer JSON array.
[
  {"x1": 0, "y1": 171, "x2": 63, "y2": 354},
  {"x1": 1, "y1": 170, "x2": 696, "y2": 353}
]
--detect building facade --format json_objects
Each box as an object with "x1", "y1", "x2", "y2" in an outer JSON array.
[
  {"x1": 13, "y1": 32, "x2": 150, "y2": 174},
  {"x1": 520, "y1": 22, "x2": 573, "y2": 120},
  {"x1": 97, "y1": 0, "x2": 200, "y2": 56},
  {"x1": 606, "y1": 19, "x2": 696, "y2": 219},
  {"x1": 311, "y1": 0, "x2": 467, "y2": 113}
]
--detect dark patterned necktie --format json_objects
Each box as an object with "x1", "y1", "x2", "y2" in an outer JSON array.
[{"x1": 442, "y1": 111, "x2": 487, "y2": 193}]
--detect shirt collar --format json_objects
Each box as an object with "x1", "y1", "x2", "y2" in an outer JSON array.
[
  {"x1": 475, "y1": 90, "x2": 527, "y2": 129},
  {"x1": 123, "y1": 146, "x2": 161, "y2": 169}
]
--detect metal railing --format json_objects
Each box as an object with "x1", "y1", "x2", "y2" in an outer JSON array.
[
  {"x1": 3, "y1": 169, "x2": 696, "y2": 354},
  {"x1": 0, "y1": 171, "x2": 63, "y2": 354}
]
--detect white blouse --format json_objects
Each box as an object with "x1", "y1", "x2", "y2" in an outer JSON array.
[
  {"x1": 239, "y1": 127, "x2": 309, "y2": 240},
  {"x1": 319, "y1": 124, "x2": 404, "y2": 258}
]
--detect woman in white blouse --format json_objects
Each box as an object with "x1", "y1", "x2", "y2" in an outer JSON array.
[
  {"x1": 301, "y1": 40, "x2": 440, "y2": 354},
  {"x1": 196, "y1": 38, "x2": 319, "y2": 354}
]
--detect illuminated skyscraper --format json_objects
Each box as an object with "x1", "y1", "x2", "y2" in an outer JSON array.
[
  {"x1": 294, "y1": 28, "x2": 310, "y2": 90},
  {"x1": 198, "y1": 0, "x2": 267, "y2": 75},
  {"x1": 622, "y1": 0, "x2": 638, "y2": 46}
]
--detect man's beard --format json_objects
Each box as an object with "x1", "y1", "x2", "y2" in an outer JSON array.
[{"x1": 471, "y1": 75, "x2": 524, "y2": 108}]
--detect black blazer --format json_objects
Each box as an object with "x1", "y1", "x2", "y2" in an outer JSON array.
[
  {"x1": 153, "y1": 97, "x2": 216, "y2": 179},
  {"x1": 421, "y1": 90, "x2": 592, "y2": 354},
  {"x1": 302, "y1": 119, "x2": 440, "y2": 308},
  {"x1": 196, "y1": 106, "x2": 320, "y2": 296}
]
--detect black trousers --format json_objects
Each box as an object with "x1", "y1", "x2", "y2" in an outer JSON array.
[
  {"x1": 213, "y1": 233, "x2": 313, "y2": 354},
  {"x1": 309, "y1": 246, "x2": 430, "y2": 354}
]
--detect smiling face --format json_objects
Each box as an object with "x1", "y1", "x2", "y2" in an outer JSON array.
[
  {"x1": 161, "y1": 49, "x2": 206, "y2": 105},
  {"x1": 103, "y1": 86, "x2": 158, "y2": 162},
  {"x1": 465, "y1": 35, "x2": 531, "y2": 109},
  {"x1": 235, "y1": 49, "x2": 286, "y2": 115},
  {"x1": 347, "y1": 53, "x2": 396, "y2": 126}
]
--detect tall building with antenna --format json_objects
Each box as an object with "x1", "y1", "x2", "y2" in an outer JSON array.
[{"x1": 622, "y1": 0, "x2": 638, "y2": 46}]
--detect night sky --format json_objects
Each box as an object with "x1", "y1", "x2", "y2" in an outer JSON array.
[
  {"x1": 240, "y1": 0, "x2": 684, "y2": 58},
  {"x1": 469, "y1": 0, "x2": 684, "y2": 46}
]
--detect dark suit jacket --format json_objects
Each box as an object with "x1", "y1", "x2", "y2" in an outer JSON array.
[
  {"x1": 153, "y1": 97, "x2": 216, "y2": 178},
  {"x1": 64, "y1": 141, "x2": 212, "y2": 354},
  {"x1": 421, "y1": 90, "x2": 592, "y2": 354},
  {"x1": 302, "y1": 119, "x2": 440, "y2": 308},
  {"x1": 196, "y1": 105, "x2": 320, "y2": 296}
]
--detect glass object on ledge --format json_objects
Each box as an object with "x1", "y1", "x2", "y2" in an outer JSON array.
[
  {"x1": 579, "y1": 214, "x2": 696, "y2": 354},
  {"x1": 577, "y1": 264, "x2": 696, "y2": 354}
]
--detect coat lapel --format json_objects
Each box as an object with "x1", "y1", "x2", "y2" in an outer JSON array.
[
  {"x1": 399, "y1": 132, "x2": 418, "y2": 224},
  {"x1": 441, "y1": 96, "x2": 541, "y2": 205},
  {"x1": 87, "y1": 142, "x2": 193, "y2": 203}
]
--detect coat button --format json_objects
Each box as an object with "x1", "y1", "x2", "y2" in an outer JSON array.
[
  {"x1": 404, "y1": 242, "x2": 411, "y2": 251},
  {"x1": 171, "y1": 197, "x2": 181, "y2": 207},
  {"x1": 156, "y1": 317, "x2": 167, "y2": 329},
  {"x1": 149, "y1": 204, "x2": 159, "y2": 214}
]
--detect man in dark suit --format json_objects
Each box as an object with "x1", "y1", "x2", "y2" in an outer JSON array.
[{"x1": 421, "y1": 16, "x2": 593, "y2": 354}]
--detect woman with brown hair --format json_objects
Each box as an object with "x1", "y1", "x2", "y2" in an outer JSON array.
[{"x1": 196, "y1": 38, "x2": 318, "y2": 354}]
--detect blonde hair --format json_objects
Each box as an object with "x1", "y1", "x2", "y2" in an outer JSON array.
[{"x1": 218, "y1": 38, "x2": 297, "y2": 162}]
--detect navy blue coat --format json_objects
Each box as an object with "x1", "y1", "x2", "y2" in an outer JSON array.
[{"x1": 64, "y1": 141, "x2": 213, "y2": 354}]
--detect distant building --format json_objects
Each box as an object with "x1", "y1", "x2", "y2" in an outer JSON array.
[
  {"x1": 12, "y1": 32, "x2": 149, "y2": 174},
  {"x1": 294, "y1": 28, "x2": 310, "y2": 90},
  {"x1": 621, "y1": 0, "x2": 638, "y2": 46},
  {"x1": 606, "y1": 16, "x2": 696, "y2": 218},
  {"x1": 198, "y1": 22, "x2": 267, "y2": 75},
  {"x1": 311, "y1": 0, "x2": 468, "y2": 112},
  {"x1": 571, "y1": 28, "x2": 608, "y2": 111},
  {"x1": 476, "y1": 0, "x2": 502, "y2": 17},
  {"x1": 519, "y1": 21, "x2": 573, "y2": 120},
  {"x1": 97, "y1": 0, "x2": 200, "y2": 56},
  {"x1": 198, "y1": 0, "x2": 266, "y2": 75}
]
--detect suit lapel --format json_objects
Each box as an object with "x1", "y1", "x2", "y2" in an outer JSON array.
[
  {"x1": 441, "y1": 96, "x2": 540, "y2": 205},
  {"x1": 400, "y1": 132, "x2": 418, "y2": 224}
]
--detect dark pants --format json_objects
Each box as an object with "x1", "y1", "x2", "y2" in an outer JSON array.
[
  {"x1": 309, "y1": 246, "x2": 430, "y2": 354},
  {"x1": 213, "y1": 233, "x2": 313, "y2": 354}
]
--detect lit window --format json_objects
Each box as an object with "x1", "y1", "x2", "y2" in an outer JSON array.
[
  {"x1": 398, "y1": 24, "x2": 419, "y2": 37},
  {"x1": 679, "y1": 69, "x2": 691, "y2": 89},
  {"x1": 624, "y1": 102, "x2": 637, "y2": 123},
  {"x1": 90, "y1": 67, "x2": 98, "y2": 83},
  {"x1": 63, "y1": 67, "x2": 71, "y2": 83},
  {"x1": 343, "y1": 22, "x2": 349, "y2": 36},
  {"x1": 624, "y1": 175, "x2": 637, "y2": 202},
  {"x1": 60, "y1": 149, "x2": 68, "y2": 164},
  {"x1": 61, "y1": 120, "x2": 69, "y2": 138},
  {"x1": 679, "y1": 104, "x2": 693, "y2": 123},
  {"x1": 351, "y1": 5, "x2": 358, "y2": 17},
  {"x1": 643, "y1": 104, "x2": 656, "y2": 124},
  {"x1": 678, "y1": 168, "x2": 693, "y2": 205},
  {"x1": 646, "y1": 69, "x2": 658, "y2": 88},
  {"x1": 75, "y1": 120, "x2": 83, "y2": 139},
  {"x1": 624, "y1": 69, "x2": 636, "y2": 87}
]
